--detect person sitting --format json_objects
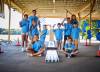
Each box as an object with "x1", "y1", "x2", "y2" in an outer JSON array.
[
  {"x1": 27, "y1": 34, "x2": 45, "y2": 57},
  {"x1": 63, "y1": 37, "x2": 77, "y2": 58}
]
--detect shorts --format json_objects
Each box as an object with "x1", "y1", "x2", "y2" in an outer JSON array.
[
  {"x1": 22, "y1": 33, "x2": 28, "y2": 41},
  {"x1": 64, "y1": 35, "x2": 70, "y2": 40},
  {"x1": 57, "y1": 40, "x2": 62, "y2": 43},
  {"x1": 22, "y1": 32, "x2": 28, "y2": 35}
]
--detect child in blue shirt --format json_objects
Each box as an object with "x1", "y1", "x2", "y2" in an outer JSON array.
[
  {"x1": 40, "y1": 25, "x2": 48, "y2": 44},
  {"x1": 27, "y1": 34, "x2": 45, "y2": 56},
  {"x1": 53, "y1": 23, "x2": 63, "y2": 50},
  {"x1": 63, "y1": 37, "x2": 76, "y2": 58},
  {"x1": 71, "y1": 23, "x2": 81, "y2": 51},
  {"x1": 19, "y1": 14, "x2": 29, "y2": 52},
  {"x1": 61, "y1": 17, "x2": 72, "y2": 49}
]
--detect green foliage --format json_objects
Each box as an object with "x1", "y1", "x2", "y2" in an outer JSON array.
[{"x1": 80, "y1": 19, "x2": 99, "y2": 39}]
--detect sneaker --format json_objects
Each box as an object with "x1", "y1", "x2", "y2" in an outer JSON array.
[
  {"x1": 67, "y1": 56, "x2": 70, "y2": 59},
  {"x1": 25, "y1": 48, "x2": 28, "y2": 52},
  {"x1": 0, "y1": 51, "x2": 4, "y2": 53},
  {"x1": 22, "y1": 47, "x2": 26, "y2": 52}
]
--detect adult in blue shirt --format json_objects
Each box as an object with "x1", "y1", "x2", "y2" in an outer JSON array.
[
  {"x1": 53, "y1": 23, "x2": 63, "y2": 50},
  {"x1": 70, "y1": 14, "x2": 78, "y2": 26},
  {"x1": 28, "y1": 10, "x2": 41, "y2": 39},
  {"x1": 19, "y1": 14, "x2": 29, "y2": 52}
]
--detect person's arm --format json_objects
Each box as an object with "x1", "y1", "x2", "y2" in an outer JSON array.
[
  {"x1": 27, "y1": 21, "x2": 30, "y2": 32},
  {"x1": 79, "y1": 28, "x2": 82, "y2": 32},
  {"x1": 52, "y1": 24, "x2": 56, "y2": 32},
  {"x1": 38, "y1": 20, "x2": 41, "y2": 32},
  {"x1": 19, "y1": 21, "x2": 22, "y2": 27},
  {"x1": 61, "y1": 18, "x2": 66, "y2": 25},
  {"x1": 53, "y1": 24, "x2": 56, "y2": 28}
]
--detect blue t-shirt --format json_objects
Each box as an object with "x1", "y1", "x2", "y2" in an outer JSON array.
[
  {"x1": 64, "y1": 23, "x2": 72, "y2": 35},
  {"x1": 29, "y1": 26, "x2": 39, "y2": 37},
  {"x1": 40, "y1": 29, "x2": 48, "y2": 43},
  {"x1": 28, "y1": 16, "x2": 39, "y2": 37},
  {"x1": 71, "y1": 19, "x2": 78, "y2": 25},
  {"x1": 28, "y1": 16, "x2": 39, "y2": 30},
  {"x1": 32, "y1": 40, "x2": 43, "y2": 52},
  {"x1": 20, "y1": 19, "x2": 29, "y2": 33},
  {"x1": 64, "y1": 43, "x2": 75, "y2": 50},
  {"x1": 71, "y1": 27, "x2": 81, "y2": 40},
  {"x1": 53, "y1": 28, "x2": 63, "y2": 41}
]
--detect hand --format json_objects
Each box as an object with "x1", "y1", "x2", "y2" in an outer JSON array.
[
  {"x1": 39, "y1": 28, "x2": 41, "y2": 32},
  {"x1": 53, "y1": 24, "x2": 56, "y2": 27}
]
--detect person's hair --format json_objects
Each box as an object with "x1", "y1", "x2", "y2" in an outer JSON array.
[
  {"x1": 24, "y1": 14, "x2": 28, "y2": 18},
  {"x1": 32, "y1": 10, "x2": 36, "y2": 12},
  {"x1": 68, "y1": 36, "x2": 73, "y2": 41},
  {"x1": 67, "y1": 17, "x2": 70, "y2": 20},
  {"x1": 57, "y1": 23, "x2": 61, "y2": 25},
  {"x1": 71, "y1": 14, "x2": 76, "y2": 20},
  {"x1": 34, "y1": 34, "x2": 39, "y2": 38}
]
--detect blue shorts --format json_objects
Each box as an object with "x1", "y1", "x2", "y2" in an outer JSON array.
[{"x1": 64, "y1": 35, "x2": 70, "y2": 40}]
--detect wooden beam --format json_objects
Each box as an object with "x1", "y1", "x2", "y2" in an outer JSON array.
[
  {"x1": 78, "y1": 13, "x2": 81, "y2": 21},
  {"x1": 77, "y1": 3, "x2": 90, "y2": 14},
  {"x1": 39, "y1": 15, "x2": 65, "y2": 18},
  {"x1": 90, "y1": 0, "x2": 96, "y2": 13},
  {"x1": 81, "y1": 10, "x2": 95, "y2": 20},
  {"x1": 65, "y1": 9, "x2": 73, "y2": 15},
  {"x1": 10, "y1": 0, "x2": 22, "y2": 12}
]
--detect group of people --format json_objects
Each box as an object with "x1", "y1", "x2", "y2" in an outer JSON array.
[
  {"x1": 53, "y1": 16, "x2": 81, "y2": 57},
  {"x1": 19, "y1": 9, "x2": 81, "y2": 57},
  {"x1": 20, "y1": 10, "x2": 47, "y2": 56}
]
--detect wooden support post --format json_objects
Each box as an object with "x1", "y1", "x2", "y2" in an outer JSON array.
[
  {"x1": 49, "y1": 26, "x2": 54, "y2": 41},
  {"x1": 89, "y1": 0, "x2": 96, "y2": 45},
  {"x1": 78, "y1": 13, "x2": 81, "y2": 42},
  {"x1": 8, "y1": 0, "x2": 11, "y2": 43}
]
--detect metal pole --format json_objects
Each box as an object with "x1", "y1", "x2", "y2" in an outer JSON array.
[{"x1": 8, "y1": 0, "x2": 11, "y2": 42}]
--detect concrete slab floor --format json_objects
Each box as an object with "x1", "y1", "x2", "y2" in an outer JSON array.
[{"x1": 0, "y1": 43, "x2": 100, "y2": 72}]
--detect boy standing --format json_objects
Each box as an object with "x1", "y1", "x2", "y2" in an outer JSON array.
[
  {"x1": 53, "y1": 23, "x2": 63, "y2": 50},
  {"x1": 61, "y1": 17, "x2": 72, "y2": 49}
]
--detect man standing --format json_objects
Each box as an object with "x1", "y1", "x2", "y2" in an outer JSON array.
[{"x1": 28, "y1": 10, "x2": 41, "y2": 39}]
